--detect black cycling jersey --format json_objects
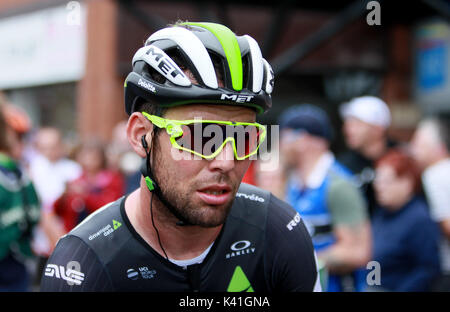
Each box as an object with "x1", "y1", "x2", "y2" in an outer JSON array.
[{"x1": 40, "y1": 183, "x2": 319, "y2": 292}]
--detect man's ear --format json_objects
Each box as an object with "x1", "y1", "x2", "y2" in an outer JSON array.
[{"x1": 127, "y1": 112, "x2": 154, "y2": 158}]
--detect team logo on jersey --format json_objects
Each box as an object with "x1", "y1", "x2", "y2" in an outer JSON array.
[
  {"x1": 286, "y1": 212, "x2": 301, "y2": 231},
  {"x1": 44, "y1": 261, "x2": 84, "y2": 286},
  {"x1": 235, "y1": 192, "x2": 265, "y2": 202},
  {"x1": 88, "y1": 219, "x2": 122, "y2": 241},
  {"x1": 127, "y1": 268, "x2": 139, "y2": 280},
  {"x1": 126, "y1": 266, "x2": 157, "y2": 280},
  {"x1": 227, "y1": 265, "x2": 254, "y2": 292},
  {"x1": 226, "y1": 240, "x2": 255, "y2": 259}
]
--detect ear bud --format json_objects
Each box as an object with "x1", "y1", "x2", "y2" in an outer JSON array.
[{"x1": 141, "y1": 135, "x2": 148, "y2": 150}]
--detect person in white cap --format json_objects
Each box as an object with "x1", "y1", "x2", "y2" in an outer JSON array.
[{"x1": 338, "y1": 96, "x2": 398, "y2": 217}]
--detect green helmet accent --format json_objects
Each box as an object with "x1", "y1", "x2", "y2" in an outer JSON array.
[{"x1": 181, "y1": 22, "x2": 243, "y2": 91}]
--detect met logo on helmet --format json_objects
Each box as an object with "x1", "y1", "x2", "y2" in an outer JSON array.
[
  {"x1": 146, "y1": 47, "x2": 183, "y2": 78},
  {"x1": 132, "y1": 45, "x2": 191, "y2": 87},
  {"x1": 142, "y1": 46, "x2": 191, "y2": 86},
  {"x1": 221, "y1": 94, "x2": 254, "y2": 103}
]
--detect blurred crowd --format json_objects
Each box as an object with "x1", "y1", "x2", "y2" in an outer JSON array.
[
  {"x1": 0, "y1": 97, "x2": 141, "y2": 291},
  {"x1": 1, "y1": 93, "x2": 449, "y2": 292},
  {"x1": 250, "y1": 96, "x2": 450, "y2": 292}
]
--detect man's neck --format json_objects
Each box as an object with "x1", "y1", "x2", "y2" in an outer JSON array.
[{"x1": 125, "y1": 179, "x2": 222, "y2": 261}]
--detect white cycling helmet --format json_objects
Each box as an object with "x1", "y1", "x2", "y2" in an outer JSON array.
[{"x1": 124, "y1": 22, "x2": 274, "y2": 115}]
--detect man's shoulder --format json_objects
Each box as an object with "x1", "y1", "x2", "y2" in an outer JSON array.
[
  {"x1": 233, "y1": 183, "x2": 299, "y2": 230},
  {"x1": 235, "y1": 183, "x2": 270, "y2": 205},
  {"x1": 68, "y1": 197, "x2": 128, "y2": 252},
  {"x1": 424, "y1": 158, "x2": 450, "y2": 182},
  {"x1": 404, "y1": 196, "x2": 431, "y2": 219}
]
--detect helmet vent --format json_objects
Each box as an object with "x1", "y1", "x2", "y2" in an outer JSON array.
[
  {"x1": 207, "y1": 51, "x2": 225, "y2": 88},
  {"x1": 242, "y1": 55, "x2": 250, "y2": 91},
  {"x1": 143, "y1": 63, "x2": 166, "y2": 84}
]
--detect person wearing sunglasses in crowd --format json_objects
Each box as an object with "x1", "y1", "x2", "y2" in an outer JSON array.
[{"x1": 40, "y1": 22, "x2": 320, "y2": 292}]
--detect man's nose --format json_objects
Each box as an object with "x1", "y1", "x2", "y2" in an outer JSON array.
[{"x1": 208, "y1": 141, "x2": 236, "y2": 172}]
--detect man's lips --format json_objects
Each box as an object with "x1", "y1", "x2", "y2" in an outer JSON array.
[{"x1": 196, "y1": 184, "x2": 232, "y2": 205}]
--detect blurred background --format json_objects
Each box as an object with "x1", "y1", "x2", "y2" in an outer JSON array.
[
  {"x1": 1, "y1": 0, "x2": 450, "y2": 292},
  {"x1": 0, "y1": 0, "x2": 449, "y2": 143}
]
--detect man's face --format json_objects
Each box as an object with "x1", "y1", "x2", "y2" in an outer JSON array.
[
  {"x1": 77, "y1": 147, "x2": 104, "y2": 174},
  {"x1": 342, "y1": 117, "x2": 376, "y2": 150},
  {"x1": 280, "y1": 129, "x2": 308, "y2": 166},
  {"x1": 150, "y1": 104, "x2": 256, "y2": 227},
  {"x1": 374, "y1": 165, "x2": 413, "y2": 210},
  {"x1": 36, "y1": 130, "x2": 63, "y2": 163}
]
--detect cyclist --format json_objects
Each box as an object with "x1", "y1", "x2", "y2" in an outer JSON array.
[{"x1": 40, "y1": 22, "x2": 320, "y2": 292}]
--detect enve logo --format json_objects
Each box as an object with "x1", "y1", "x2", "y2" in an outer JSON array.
[{"x1": 44, "y1": 261, "x2": 85, "y2": 286}]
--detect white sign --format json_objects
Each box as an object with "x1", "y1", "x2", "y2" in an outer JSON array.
[{"x1": 0, "y1": 3, "x2": 86, "y2": 89}]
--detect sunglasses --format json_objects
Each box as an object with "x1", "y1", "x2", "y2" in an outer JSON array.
[{"x1": 142, "y1": 112, "x2": 266, "y2": 160}]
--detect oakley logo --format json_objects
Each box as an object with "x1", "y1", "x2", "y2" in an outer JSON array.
[
  {"x1": 231, "y1": 240, "x2": 251, "y2": 251},
  {"x1": 44, "y1": 261, "x2": 84, "y2": 285},
  {"x1": 221, "y1": 94, "x2": 254, "y2": 103},
  {"x1": 138, "y1": 78, "x2": 156, "y2": 93},
  {"x1": 226, "y1": 240, "x2": 255, "y2": 259}
]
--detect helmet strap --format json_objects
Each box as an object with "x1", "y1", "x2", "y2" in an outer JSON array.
[{"x1": 140, "y1": 134, "x2": 193, "y2": 226}]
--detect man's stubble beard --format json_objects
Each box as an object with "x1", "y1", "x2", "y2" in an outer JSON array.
[{"x1": 151, "y1": 137, "x2": 237, "y2": 227}]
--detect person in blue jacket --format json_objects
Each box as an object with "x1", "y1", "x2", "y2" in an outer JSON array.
[
  {"x1": 370, "y1": 148, "x2": 440, "y2": 291},
  {"x1": 279, "y1": 104, "x2": 371, "y2": 291}
]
